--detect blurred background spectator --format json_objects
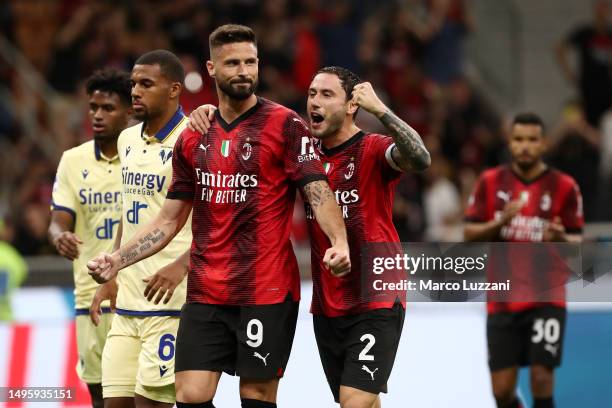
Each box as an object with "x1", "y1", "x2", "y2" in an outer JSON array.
[
  {"x1": 0, "y1": 0, "x2": 610, "y2": 254},
  {"x1": 0, "y1": 216, "x2": 28, "y2": 321},
  {"x1": 556, "y1": 0, "x2": 612, "y2": 127}
]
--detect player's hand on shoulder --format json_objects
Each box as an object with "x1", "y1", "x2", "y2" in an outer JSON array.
[
  {"x1": 188, "y1": 104, "x2": 217, "y2": 134},
  {"x1": 89, "y1": 279, "x2": 117, "y2": 326},
  {"x1": 323, "y1": 243, "x2": 351, "y2": 278},
  {"x1": 143, "y1": 261, "x2": 188, "y2": 304},
  {"x1": 351, "y1": 82, "x2": 387, "y2": 117},
  {"x1": 53, "y1": 231, "x2": 83, "y2": 261},
  {"x1": 87, "y1": 252, "x2": 119, "y2": 284}
]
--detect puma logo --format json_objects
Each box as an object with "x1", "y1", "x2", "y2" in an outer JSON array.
[
  {"x1": 253, "y1": 352, "x2": 270, "y2": 366},
  {"x1": 199, "y1": 143, "x2": 210, "y2": 152},
  {"x1": 497, "y1": 190, "x2": 511, "y2": 203},
  {"x1": 544, "y1": 343, "x2": 558, "y2": 357},
  {"x1": 361, "y1": 365, "x2": 379, "y2": 381}
]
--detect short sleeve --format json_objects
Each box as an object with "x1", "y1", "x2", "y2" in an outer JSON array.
[
  {"x1": 282, "y1": 111, "x2": 327, "y2": 187},
  {"x1": 51, "y1": 153, "x2": 77, "y2": 219},
  {"x1": 464, "y1": 175, "x2": 488, "y2": 223},
  {"x1": 167, "y1": 129, "x2": 196, "y2": 200},
  {"x1": 369, "y1": 134, "x2": 402, "y2": 181},
  {"x1": 561, "y1": 179, "x2": 584, "y2": 233}
]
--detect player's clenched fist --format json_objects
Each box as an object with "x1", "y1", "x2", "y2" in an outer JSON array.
[
  {"x1": 52, "y1": 231, "x2": 83, "y2": 261},
  {"x1": 87, "y1": 252, "x2": 120, "y2": 284},
  {"x1": 350, "y1": 82, "x2": 387, "y2": 118},
  {"x1": 323, "y1": 244, "x2": 351, "y2": 278}
]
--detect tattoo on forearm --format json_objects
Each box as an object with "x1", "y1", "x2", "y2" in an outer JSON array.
[
  {"x1": 380, "y1": 109, "x2": 430, "y2": 171},
  {"x1": 120, "y1": 228, "x2": 166, "y2": 266},
  {"x1": 303, "y1": 181, "x2": 335, "y2": 210}
]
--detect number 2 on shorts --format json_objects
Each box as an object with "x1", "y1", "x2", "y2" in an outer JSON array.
[{"x1": 359, "y1": 333, "x2": 376, "y2": 361}]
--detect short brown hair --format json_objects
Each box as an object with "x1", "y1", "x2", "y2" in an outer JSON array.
[{"x1": 209, "y1": 24, "x2": 257, "y2": 52}]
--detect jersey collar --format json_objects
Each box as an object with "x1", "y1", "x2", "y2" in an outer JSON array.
[
  {"x1": 94, "y1": 142, "x2": 119, "y2": 162},
  {"x1": 141, "y1": 106, "x2": 185, "y2": 143},
  {"x1": 215, "y1": 97, "x2": 262, "y2": 132},
  {"x1": 509, "y1": 164, "x2": 550, "y2": 185},
  {"x1": 321, "y1": 131, "x2": 365, "y2": 157}
]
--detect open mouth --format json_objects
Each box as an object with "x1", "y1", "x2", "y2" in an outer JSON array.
[{"x1": 310, "y1": 112, "x2": 324, "y2": 124}]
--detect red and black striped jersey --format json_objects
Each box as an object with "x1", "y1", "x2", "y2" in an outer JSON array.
[
  {"x1": 306, "y1": 131, "x2": 405, "y2": 317},
  {"x1": 168, "y1": 97, "x2": 327, "y2": 305},
  {"x1": 465, "y1": 165, "x2": 584, "y2": 313}
]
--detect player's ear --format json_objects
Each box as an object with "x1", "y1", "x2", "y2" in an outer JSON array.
[
  {"x1": 206, "y1": 60, "x2": 215, "y2": 78},
  {"x1": 347, "y1": 98, "x2": 358, "y2": 116},
  {"x1": 169, "y1": 82, "x2": 182, "y2": 99}
]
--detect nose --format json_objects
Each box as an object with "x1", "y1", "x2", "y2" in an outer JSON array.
[
  {"x1": 237, "y1": 62, "x2": 249, "y2": 76},
  {"x1": 309, "y1": 94, "x2": 321, "y2": 109},
  {"x1": 93, "y1": 108, "x2": 103, "y2": 120},
  {"x1": 131, "y1": 83, "x2": 142, "y2": 99}
]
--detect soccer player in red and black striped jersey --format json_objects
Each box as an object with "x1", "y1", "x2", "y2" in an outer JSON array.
[
  {"x1": 305, "y1": 67, "x2": 430, "y2": 408},
  {"x1": 88, "y1": 25, "x2": 350, "y2": 408},
  {"x1": 464, "y1": 113, "x2": 584, "y2": 408}
]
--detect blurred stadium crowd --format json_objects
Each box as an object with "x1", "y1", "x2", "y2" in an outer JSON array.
[{"x1": 0, "y1": 0, "x2": 610, "y2": 256}]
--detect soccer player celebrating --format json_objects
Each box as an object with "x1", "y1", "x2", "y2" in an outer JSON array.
[
  {"x1": 306, "y1": 67, "x2": 429, "y2": 408},
  {"x1": 49, "y1": 69, "x2": 131, "y2": 408},
  {"x1": 89, "y1": 50, "x2": 192, "y2": 408},
  {"x1": 189, "y1": 66, "x2": 430, "y2": 408},
  {"x1": 88, "y1": 25, "x2": 350, "y2": 408},
  {"x1": 464, "y1": 113, "x2": 584, "y2": 408}
]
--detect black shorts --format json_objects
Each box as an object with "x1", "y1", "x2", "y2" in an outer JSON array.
[
  {"x1": 487, "y1": 306, "x2": 567, "y2": 371},
  {"x1": 313, "y1": 301, "x2": 405, "y2": 402},
  {"x1": 175, "y1": 297, "x2": 299, "y2": 379}
]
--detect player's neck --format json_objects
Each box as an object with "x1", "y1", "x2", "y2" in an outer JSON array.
[
  {"x1": 511, "y1": 161, "x2": 547, "y2": 181},
  {"x1": 218, "y1": 94, "x2": 258, "y2": 124},
  {"x1": 322, "y1": 123, "x2": 361, "y2": 149},
  {"x1": 145, "y1": 103, "x2": 179, "y2": 137},
  {"x1": 96, "y1": 139, "x2": 118, "y2": 158}
]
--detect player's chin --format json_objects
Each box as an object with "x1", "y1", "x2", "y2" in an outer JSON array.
[{"x1": 309, "y1": 123, "x2": 327, "y2": 138}]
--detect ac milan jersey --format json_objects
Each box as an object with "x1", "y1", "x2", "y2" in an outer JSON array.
[
  {"x1": 465, "y1": 165, "x2": 584, "y2": 313},
  {"x1": 306, "y1": 131, "x2": 404, "y2": 317},
  {"x1": 167, "y1": 97, "x2": 327, "y2": 305}
]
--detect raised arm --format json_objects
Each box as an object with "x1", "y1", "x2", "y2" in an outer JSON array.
[{"x1": 351, "y1": 82, "x2": 431, "y2": 172}]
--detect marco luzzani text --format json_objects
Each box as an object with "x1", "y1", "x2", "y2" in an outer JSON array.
[{"x1": 370, "y1": 253, "x2": 511, "y2": 292}]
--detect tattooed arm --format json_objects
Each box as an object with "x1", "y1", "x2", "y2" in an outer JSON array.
[
  {"x1": 351, "y1": 82, "x2": 431, "y2": 172},
  {"x1": 301, "y1": 180, "x2": 351, "y2": 277},
  {"x1": 87, "y1": 198, "x2": 192, "y2": 283}
]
